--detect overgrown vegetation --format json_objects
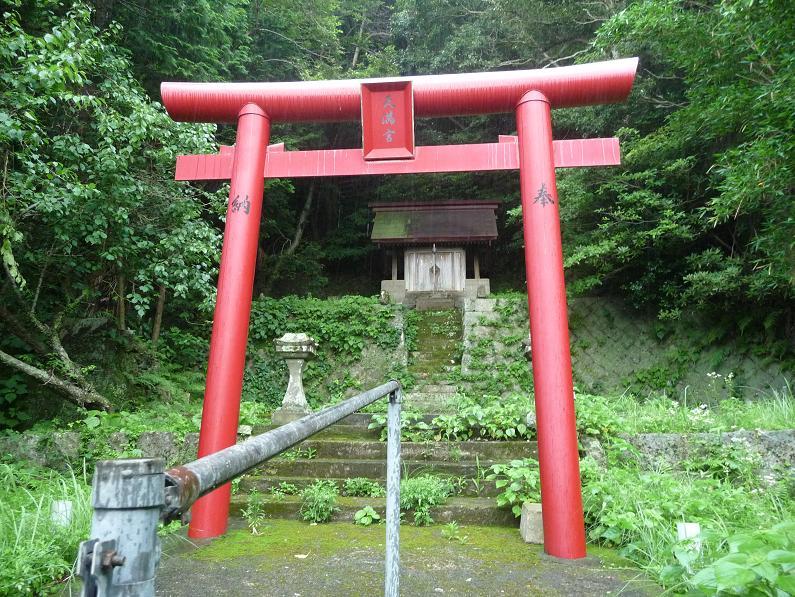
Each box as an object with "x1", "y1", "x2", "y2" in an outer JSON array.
[
  {"x1": 343, "y1": 477, "x2": 385, "y2": 498},
  {"x1": 399, "y1": 474, "x2": 454, "y2": 526},
  {"x1": 299, "y1": 480, "x2": 339, "y2": 523},
  {"x1": 486, "y1": 395, "x2": 794, "y2": 592},
  {"x1": 0, "y1": 462, "x2": 91, "y2": 595}
]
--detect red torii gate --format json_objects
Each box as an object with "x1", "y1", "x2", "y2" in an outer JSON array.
[{"x1": 162, "y1": 57, "x2": 638, "y2": 559}]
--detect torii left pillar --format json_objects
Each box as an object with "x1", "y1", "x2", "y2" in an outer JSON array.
[{"x1": 189, "y1": 104, "x2": 270, "y2": 538}]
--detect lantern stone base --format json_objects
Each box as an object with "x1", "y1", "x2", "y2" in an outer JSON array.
[
  {"x1": 271, "y1": 405, "x2": 311, "y2": 426},
  {"x1": 519, "y1": 502, "x2": 544, "y2": 544}
]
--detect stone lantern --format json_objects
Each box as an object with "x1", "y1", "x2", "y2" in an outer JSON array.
[{"x1": 271, "y1": 333, "x2": 317, "y2": 425}]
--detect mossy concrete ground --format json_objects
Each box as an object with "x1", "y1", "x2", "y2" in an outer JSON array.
[{"x1": 155, "y1": 520, "x2": 660, "y2": 596}]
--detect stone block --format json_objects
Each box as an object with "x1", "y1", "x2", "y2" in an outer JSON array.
[
  {"x1": 581, "y1": 436, "x2": 605, "y2": 467},
  {"x1": 0, "y1": 433, "x2": 47, "y2": 466},
  {"x1": 52, "y1": 432, "x2": 81, "y2": 462},
  {"x1": 180, "y1": 433, "x2": 200, "y2": 462},
  {"x1": 463, "y1": 311, "x2": 498, "y2": 327},
  {"x1": 107, "y1": 431, "x2": 130, "y2": 453},
  {"x1": 472, "y1": 299, "x2": 496, "y2": 313},
  {"x1": 271, "y1": 407, "x2": 310, "y2": 426},
  {"x1": 519, "y1": 502, "x2": 544, "y2": 544},
  {"x1": 137, "y1": 431, "x2": 178, "y2": 462}
]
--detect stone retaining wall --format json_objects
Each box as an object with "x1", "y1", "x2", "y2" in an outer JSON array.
[
  {"x1": 461, "y1": 297, "x2": 792, "y2": 399},
  {"x1": 0, "y1": 430, "x2": 201, "y2": 469}
]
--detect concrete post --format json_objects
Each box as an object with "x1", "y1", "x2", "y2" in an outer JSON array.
[
  {"x1": 271, "y1": 333, "x2": 317, "y2": 425},
  {"x1": 78, "y1": 459, "x2": 165, "y2": 596}
]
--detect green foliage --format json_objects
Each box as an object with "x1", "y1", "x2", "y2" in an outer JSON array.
[
  {"x1": 0, "y1": 374, "x2": 31, "y2": 428},
  {"x1": 487, "y1": 458, "x2": 540, "y2": 518},
  {"x1": 241, "y1": 489, "x2": 268, "y2": 535},
  {"x1": 562, "y1": 0, "x2": 795, "y2": 340},
  {"x1": 0, "y1": 461, "x2": 91, "y2": 595},
  {"x1": 279, "y1": 447, "x2": 317, "y2": 461},
  {"x1": 299, "y1": 480, "x2": 339, "y2": 523},
  {"x1": 353, "y1": 505, "x2": 381, "y2": 526},
  {"x1": 581, "y1": 447, "x2": 792, "y2": 588},
  {"x1": 10, "y1": 395, "x2": 270, "y2": 467},
  {"x1": 574, "y1": 394, "x2": 623, "y2": 437},
  {"x1": 368, "y1": 408, "x2": 432, "y2": 442},
  {"x1": 343, "y1": 477, "x2": 385, "y2": 498},
  {"x1": 271, "y1": 481, "x2": 300, "y2": 499},
  {"x1": 688, "y1": 522, "x2": 795, "y2": 596},
  {"x1": 248, "y1": 296, "x2": 400, "y2": 356},
  {"x1": 432, "y1": 394, "x2": 534, "y2": 441},
  {"x1": 441, "y1": 521, "x2": 469, "y2": 545},
  {"x1": 575, "y1": 389, "x2": 794, "y2": 435},
  {"x1": 681, "y1": 440, "x2": 762, "y2": 488},
  {"x1": 399, "y1": 475, "x2": 454, "y2": 526},
  {"x1": 402, "y1": 309, "x2": 421, "y2": 353}
]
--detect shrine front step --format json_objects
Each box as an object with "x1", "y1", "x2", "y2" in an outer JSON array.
[
  {"x1": 259, "y1": 457, "x2": 492, "y2": 479},
  {"x1": 230, "y1": 495, "x2": 517, "y2": 527},
  {"x1": 415, "y1": 296, "x2": 457, "y2": 311},
  {"x1": 291, "y1": 438, "x2": 538, "y2": 461},
  {"x1": 240, "y1": 476, "x2": 503, "y2": 498}
]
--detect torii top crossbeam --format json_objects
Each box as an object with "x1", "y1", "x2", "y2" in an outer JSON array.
[
  {"x1": 164, "y1": 58, "x2": 639, "y2": 562},
  {"x1": 161, "y1": 58, "x2": 638, "y2": 123}
]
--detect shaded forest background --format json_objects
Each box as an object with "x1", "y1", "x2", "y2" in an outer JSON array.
[{"x1": 0, "y1": 0, "x2": 792, "y2": 423}]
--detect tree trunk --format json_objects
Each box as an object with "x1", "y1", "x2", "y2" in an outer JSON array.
[
  {"x1": 0, "y1": 348, "x2": 111, "y2": 410},
  {"x1": 261, "y1": 182, "x2": 316, "y2": 295},
  {"x1": 351, "y1": 17, "x2": 367, "y2": 69},
  {"x1": 151, "y1": 285, "x2": 166, "y2": 346},
  {"x1": 117, "y1": 272, "x2": 127, "y2": 331}
]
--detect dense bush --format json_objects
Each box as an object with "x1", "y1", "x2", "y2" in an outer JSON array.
[{"x1": 248, "y1": 296, "x2": 400, "y2": 357}]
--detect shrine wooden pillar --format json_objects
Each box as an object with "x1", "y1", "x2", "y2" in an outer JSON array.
[{"x1": 516, "y1": 91, "x2": 586, "y2": 558}]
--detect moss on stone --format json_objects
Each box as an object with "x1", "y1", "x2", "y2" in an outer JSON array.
[{"x1": 159, "y1": 520, "x2": 658, "y2": 596}]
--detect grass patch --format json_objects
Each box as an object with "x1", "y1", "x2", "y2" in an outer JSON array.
[
  {"x1": 0, "y1": 461, "x2": 91, "y2": 595},
  {"x1": 585, "y1": 385, "x2": 794, "y2": 433}
]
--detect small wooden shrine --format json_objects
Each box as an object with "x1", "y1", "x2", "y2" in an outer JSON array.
[{"x1": 369, "y1": 200, "x2": 498, "y2": 307}]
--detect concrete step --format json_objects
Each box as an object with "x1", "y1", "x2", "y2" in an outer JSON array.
[
  {"x1": 337, "y1": 412, "x2": 438, "y2": 427},
  {"x1": 255, "y1": 423, "x2": 381, "y2": 440},
  {"x1": 416, "y1": 297, "x2": 457, "y2": 311},
  {"x1": 230, "y1": 495, "x2": 517, "y2": 527},
  {"x1": 259, "y1": 457, "x2": 493, "y2": 479},
  {"x1": 294, "y1": 439, "x2": 537, "y2": 461},
  {"x1": 415, "y1": 384, "x2": 458, "y2": 394},
  {"x1": 240, "y1": 476, "x2": 501, "y2": 498}
]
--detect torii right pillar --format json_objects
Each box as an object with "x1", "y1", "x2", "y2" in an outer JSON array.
[{"x1": 516, "y1": 90, "x2": 587, "y2": 559}]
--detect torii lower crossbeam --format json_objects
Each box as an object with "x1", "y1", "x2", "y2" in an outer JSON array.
[{"x1": 175, "y1": 136, "x2": 620, "y2": 181}]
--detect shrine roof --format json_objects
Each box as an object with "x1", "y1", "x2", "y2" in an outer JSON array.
[{"x1": 369, "y1": 201, "x2": 499, "y2": 245}]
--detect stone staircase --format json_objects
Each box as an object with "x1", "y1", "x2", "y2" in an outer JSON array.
[
  {"x1": 233, "y1": 308, "x2": 536, "y2": 527},
  {"x1": 235, "y1": 411, "x2": 536, "y2": 526}
]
